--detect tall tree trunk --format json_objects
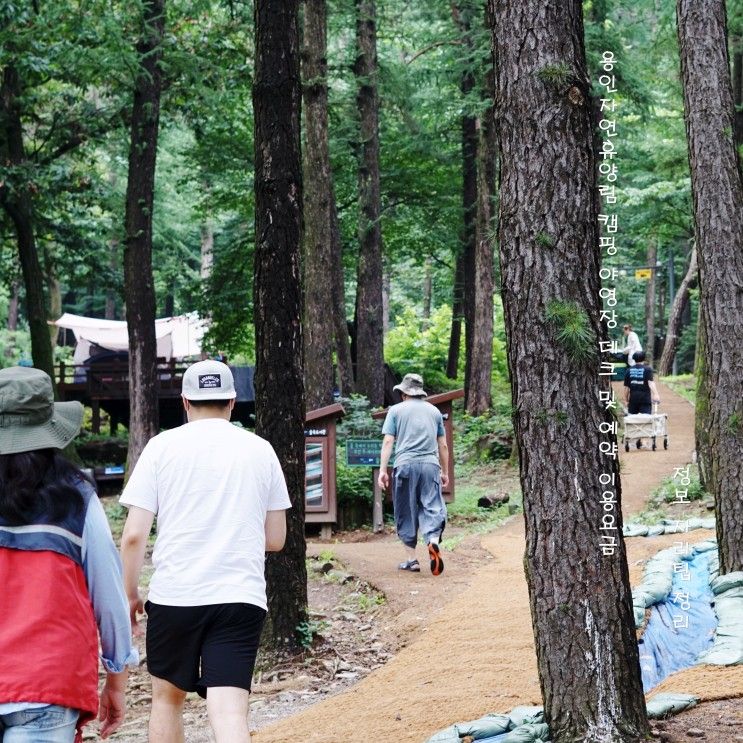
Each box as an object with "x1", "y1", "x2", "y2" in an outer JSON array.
[
  {"x1": 657, "y1": 244, "x2": 697, "y2": 377},
  {"x1": 694, "y1": 317, "x2": 711, "y2": 491},
  {"x1": 467, "y1": 60, "x2": 496, "y2": 416},
  {"x1": 353, "y1": 0, "x2": 384, "y2": 406},
  {"x1": 491, "y1": 1, "x2": 650, "y2": 740},
  {"x1": 678, "y1": 0, "x2": 743, "y2": 575},
  {"x1": 422, "y1": 257, "x2": 433, "y2": 320},
  {"x1": 733, "y1": 48, "x2": 743, "y2": 148},
  {"x1": 200, "y1": 223, "x2": 213, "y2": 280},
  {"x1": 123, "y1": 0, "x2": 165, "y2": 472},
  {"x1": 253, "y1": 0, "x2": 307, "y2": 647},
  {"x1": 645, "y1": 239, "x2": 657, "y2": 365},
  {"x1": 105, "y1": 238, "x2": 119, "y2": 320},
  {"x1": 0, "y1": 65, "x2": 56, "y2": 382},
  {"x1": 302, "y1": 0, "x2": 336, "y2": 410},
  {"x1": 461, "y1": 81, "x2": 478, "y2": 407},
  {"x1": 446, "y1": 251, "x2": 465, "y2": 379},
  {"x1": 7, "y1": 280, "x2": 19, "y2": 331},
  {"x1": 330, "y1": 201, "x2": 354, "y2": 396}
]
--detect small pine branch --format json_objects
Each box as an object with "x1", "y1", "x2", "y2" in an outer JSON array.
[{"x1": 545, "y1": 300, "x2": 595, "y2": 362}]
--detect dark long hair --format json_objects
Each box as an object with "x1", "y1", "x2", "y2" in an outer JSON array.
[{"x1": 0, "y1": 449, "x2": 90, "y2": 525}]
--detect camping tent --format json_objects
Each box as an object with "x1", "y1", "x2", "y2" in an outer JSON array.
[{"x1": 54, "y1": 313, "x2": 205, "y2": 365}]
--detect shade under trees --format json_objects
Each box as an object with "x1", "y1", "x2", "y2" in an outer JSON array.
[
  {"x1": 490, "y1": 0, "x2": 650, "y2": 739},
  {"x1": 253, "y1": 0, "x2": 308, "y2": 647},
  {"x1": 677, "y1": 0, "x2": 743, "y2": 575}
]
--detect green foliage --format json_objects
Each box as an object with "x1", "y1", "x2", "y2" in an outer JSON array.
[
  {"x1": 337, "y1": 395, "x2": 380, "y2": 439},
  {"x1": 385, "y1": 304, "x2": 460, "y2": 392},
  {"x1": 544, "y1": 301, "x2": 595, "y2": 362},
  {"x1": 652, "y1": 464, "x2": 706, "y2": 504},
  {"x1": 455, "y1": 383, "x2": 513, "y2": 463},
  {"x1": 0, "y1": 329, "x2": 31, "y2": 368},
  {"x1": 535, "y1": 232, "x2": 555, "y2": 248},
  {"x1": 335, "y1": 448, "x2": 374, "y2": 505},
  {"x1": 536, "y1": 63, "x2": 573, "y2": 87},
  {"x1": 295, "y1": 618, "x2": 329, "y2": 650}
]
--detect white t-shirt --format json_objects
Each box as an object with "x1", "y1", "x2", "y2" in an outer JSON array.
[
  {"x1": 120, "y1": 418, "x2": 291, "y2": 610},
  {"x1": 623, "y1": 331, "x2": 643, "y2": 367}
]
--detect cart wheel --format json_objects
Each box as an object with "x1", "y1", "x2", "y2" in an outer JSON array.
[
  {"x1": 624, "y1": 441, "x2": 629, "y2": 452},
  {"x1": 664, "y1": 438, "x2": 668, "y2": 450},
  {"x1": 652, "y1": 438, "x2": 657, "y2": 451}
]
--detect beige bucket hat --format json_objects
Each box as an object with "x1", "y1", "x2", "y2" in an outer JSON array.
[{"x1": 393, "y1": 373, "x2": 427, "y2": 398}]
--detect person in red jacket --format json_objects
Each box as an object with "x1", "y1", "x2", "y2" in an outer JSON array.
[{"x1": 0, "y1": 367, "x2": 137, "y2": 743}]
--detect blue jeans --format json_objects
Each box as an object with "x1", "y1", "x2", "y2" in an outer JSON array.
[
  {"x1": 0, "y1": 705, "x2": 78, "y2": 743},
  {"x1": 393, "y1": 462, "x2": 447, "y2": 548}
]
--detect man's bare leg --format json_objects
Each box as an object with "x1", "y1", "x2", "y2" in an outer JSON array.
[
  {"x1": 149, "y1": 676, "x2": 186, "y2": 743},
  {"x1": 206, "y1": 686, "x2": 251, "y2": 743}
]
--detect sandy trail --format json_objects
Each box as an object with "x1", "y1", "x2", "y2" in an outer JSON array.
[{"x1": 254, "y1": 383, "x2": 743, "y2": 743}]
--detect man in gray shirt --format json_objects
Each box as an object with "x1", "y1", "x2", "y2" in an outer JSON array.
[{"x1": 377, "y1": 373, "x2": 449, "y2": 575}]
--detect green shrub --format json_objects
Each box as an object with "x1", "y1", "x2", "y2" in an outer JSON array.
[
  {"x1": 335, "y1": 447, "x2": 373, "y2": 505},
  {"x1": 0, "y1": 329, "x2": 31, "y2": 368},
  {"x1": 385, "y1": 303, "x2": 508, "y2": 393},
  {"x1": 455, "y1": 385, "x2": 514, "y2": 463}
]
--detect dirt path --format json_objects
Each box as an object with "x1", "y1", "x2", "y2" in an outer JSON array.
[{"x1": 253, "y1": 383, "x2": 743, "y2": 743}]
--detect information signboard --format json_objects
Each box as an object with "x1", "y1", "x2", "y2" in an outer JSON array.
[{"x1": 346, "y1": 439, "x2": 394, "y2": 467}]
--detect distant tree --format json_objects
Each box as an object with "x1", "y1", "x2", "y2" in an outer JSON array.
[
  {"x1": 123, "y1": 0, "x2": 165, "y2": 472},
  {"x1": 490, "y1": 0, "x2": 651, "y2": 740},
  {"x1": 657, "y1": 244, "x2": 697, "y2": 376},
  {"x1": 302, "y1": 0, "x2": 337, "y2": 410},
  {"x1": 253, "y1": 0, "x2": 308, "y2": 646},
  {"x1": 353, "y1": 0, "x2": 384, "y2": 406},
  {"x1": 678, "y1": 0, "x2": 743, "y2": 574}
]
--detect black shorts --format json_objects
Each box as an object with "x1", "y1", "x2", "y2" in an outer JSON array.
[
  {"x1": 145, "y1": 601, "x2": 266, "y2": 697},
  {"x1": 628, "y1": 399, "x2": 652, "y2": 415}
]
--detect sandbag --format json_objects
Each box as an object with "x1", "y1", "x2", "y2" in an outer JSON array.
[{"x1": 645, "y1": 692, "x2": 699, "y2": 718}]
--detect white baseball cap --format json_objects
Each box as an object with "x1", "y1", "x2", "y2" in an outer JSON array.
[{"x1": 182, "y1": 360, "x2": 237, "y2": 401}]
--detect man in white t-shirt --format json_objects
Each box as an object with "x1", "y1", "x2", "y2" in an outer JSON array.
[{"x1": 120, "y1": 360, "x2": 290, "y2": 743}]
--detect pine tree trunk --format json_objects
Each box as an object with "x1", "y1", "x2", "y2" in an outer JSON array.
[
  {"x1": 422, "y1": 257, "x2": 433, "y2": 321},
  {"x1": 645, "y1": 240, "x2": 656, "y2": 365},
  {"x1": 302, "y1": 0, "x2": 336, "y2": 410},
  {"x1": 200, "y1": 223, "x2": 213, "y2": 279},
  {"x1": 694, "y1": 317, "x2": 711, "y2": 491},
  {"x1": 446, "y1": 251, "x2": 465, "y2": 379},
  {"x1": 733, "y1": 49, "x2": 742, "y2": 148},
  {"x1": 467, "y1": 61, "x2": 496, "y2": 416},
  {"x1": 7, "y1": 281, "x2": 19, "y2": 331},
  {"x1": 353, "y1": 0, "x2": 384, "y2": 406},
  {"x1": 1, "y1": 65, "x2": 56, "y2": 383},
  {"x1": 678, "y1": 0, "x2": 743, "y2": 575},
  {"x1": 105, "y1": 239, "x2": 119, "y2": 320},
  {"x1": 123, "y1": 0, "x2": 165, "y2": 472},
  {"x1": 490, "y1": 1, "x2": 650, "y2": 739},
  {"x1": 330, "y1": 200, "x2": 355, "y2": 396},
  {"x1": 253, "y1": 0, "x2": 308, "y2": 647},
  {"x1": 657, "y1": 245, "x2": 697, "y2": 377}
]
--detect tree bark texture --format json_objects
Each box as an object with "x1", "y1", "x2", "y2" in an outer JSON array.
[
  {"x1": 123, "y1": 0, "x2": 165, "y2": 473},
  {"x1": 7, "y1": 281, "x2": 19, "y2": 331},
  {"x1": 353, "y1": 0, "x2": 384, "y2": 406},
  {"x1": 491, "y1": 2, "x2": 650, "y2": 740},
  {"x1": 678, "y1": 0, "x2": 743, "y2": 574},
  {"x1": 694, "y1": 316, "x2": 711, "y2": 491},
  {"x1": 302, "y1": 0, "x2": 336, "y2": 410},
  {"x1": 461, "y1": 77, "x2": 478, "y2": 407},
  {"x1": 253, "y1": 0, "x2": 308, "y2": 646},
  {"x1": 644, "y1": 239, "x2": 657, "y2": 364},
  {"x1": 467, "y1": 63, "x2": 497, "y2": 416},
  {"x1": 0, "y1": 65, "x2": 56, "y2": 382},
  {"x1": 733, "y1": 49, "x2": 743, "y2": 148},
  {"x1": 657, "y1": 244, "x2": 697, "y2": 377},
  {"x1": 446, "y1": 250, "x2": 465, "y2": 379},
  {"x1": 330, "y1": 200, "x2": 355, "y2": 396}
]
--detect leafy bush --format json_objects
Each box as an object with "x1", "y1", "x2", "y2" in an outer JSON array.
[
  {"x1": 455, "y1": 384, "x2": 514, "y2": 463},
  {"x1": 0, "y1": 329, "x2": 31, "y2": 368},
  {"x1": 335, "y1": 447, "x2": 373, "y2": 505},
  {"x1": 385, "y1": 303, "x2": 508, "y2": 393},
  {"x1": 337, "y1": 395, "x2": 380, "y2": 438},
  {"x1": 651, "y1": 463, "x2": 706, "y2": 504}
]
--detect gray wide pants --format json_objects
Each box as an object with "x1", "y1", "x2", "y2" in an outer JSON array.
[{"x1": 392, "y1": 461, "x2": 447, "y2": 548}]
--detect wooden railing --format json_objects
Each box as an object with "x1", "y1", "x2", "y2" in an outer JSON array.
[{"x1": 56, "y1": 360, "x2": 190, "y2": 399}]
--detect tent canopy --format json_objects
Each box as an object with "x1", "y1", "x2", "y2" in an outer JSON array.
[{"x1": 55, "y1": 313, "x2": 205, "y2": 364}]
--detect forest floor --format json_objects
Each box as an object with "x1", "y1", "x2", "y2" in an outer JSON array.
[{"x1": 101, "y1": 383, "x2": 743, "y2": 743}]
